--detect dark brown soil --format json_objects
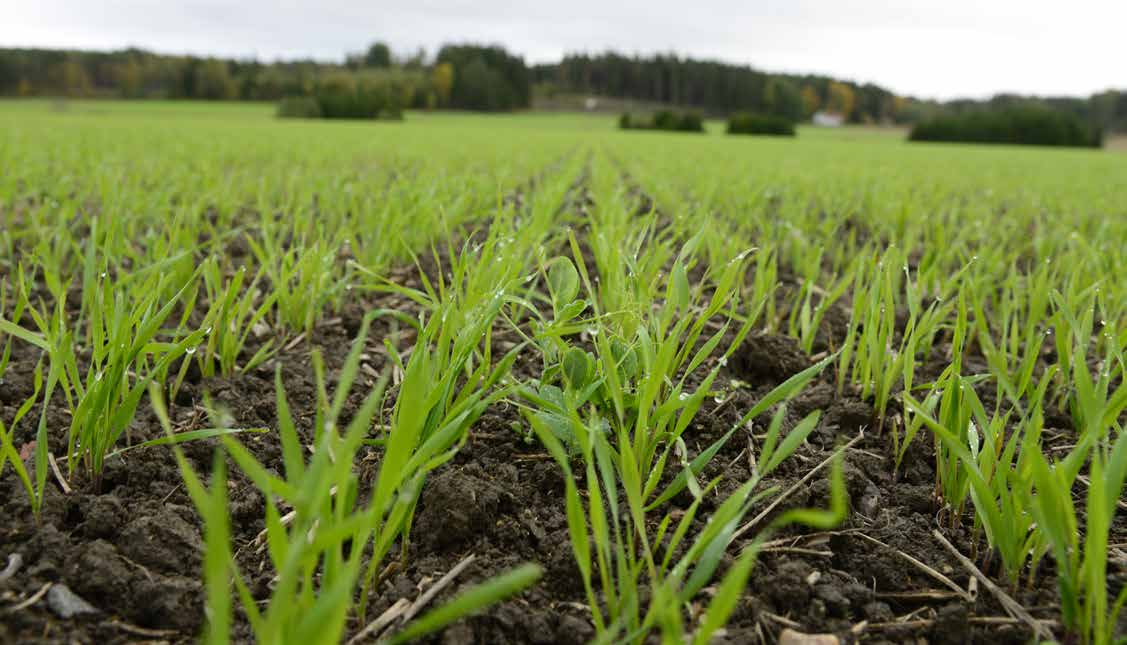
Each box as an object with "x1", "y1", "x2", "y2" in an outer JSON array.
[
  {"x1": 5, "y1": 296, "x2": 1122, "y2": 644},
  {"x1": 2, "y1": 190, "x2": 1124, "y2": 644}
]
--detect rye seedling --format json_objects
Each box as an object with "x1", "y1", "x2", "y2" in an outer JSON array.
[
  {"x1": 64, "y1": 269, "x2": 210, "y2": 486},
  {"x1": 517, "y1": 240, "x2": 842, "y2": 641},
  {"x1": 159, "y1": 310, "x2": 541, "y2": 643},
  {"x1": 0, "y1": 359, "x2": 52, "y2": 518},
  {"x1": 1023, "y1": 430, "x2": 1127, "y2": 645},
  {"x1": 197, "y1": 258, "x2": 279, "y2": 377}
]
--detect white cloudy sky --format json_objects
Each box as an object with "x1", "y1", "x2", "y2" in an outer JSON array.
[{"x1": 3, "y1": 0, "x2": 1123, "y2": 100}]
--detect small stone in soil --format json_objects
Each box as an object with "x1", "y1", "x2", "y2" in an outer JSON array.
[
  {"x1": 46, "y1": 584, "x2": 98, "y2": 618},
  {"x1": 778, "y1": 628, "x2": 840, "y2": 645},
  {"x1": 859, "y1": 481, "x2": 881, "y2": 517}
]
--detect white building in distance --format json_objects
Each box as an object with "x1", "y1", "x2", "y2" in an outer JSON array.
[{"x1": 812, "y1": 111, "x2": 844, "y2": 127}]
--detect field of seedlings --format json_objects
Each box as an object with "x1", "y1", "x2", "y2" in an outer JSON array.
[{"x1": 1, "y1": 101, "x2": 1125, "y2": 644}]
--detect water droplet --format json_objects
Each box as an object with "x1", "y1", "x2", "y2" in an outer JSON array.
[
  {"x1": 99, "y1": 272, "x2": 107, "y2": 278},
  {"x1": 185, "y1": 346, "x2": 197, "y2": 355},
  {"x1": 679, "y1": 392, "x2": 691, "y2": 401},
  {"x1": 718, "y1": 356, "x2": 728, "y2": 367}
]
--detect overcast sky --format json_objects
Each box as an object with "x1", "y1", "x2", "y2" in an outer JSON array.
[{"x1": 4, "y1": 0, "x2": 1123, "y2": 100}]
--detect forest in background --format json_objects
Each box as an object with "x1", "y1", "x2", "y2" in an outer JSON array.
[{"x1": 2, "y1": 43, "x2": 1125, "y2": 131}]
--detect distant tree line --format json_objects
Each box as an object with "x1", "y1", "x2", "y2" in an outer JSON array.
[
  {"x1": 533, "y1": 53, "x2": 895, "y2": 123},
  {"x1": 533, "y1": 53, "x2": 1127, "y2": 133},
  {"x1": 0, "y1": 44, "x2": 530, "y2": 113},
  {"x1": 3, "y1": 45, "x2": 1125, "y2": 132}
]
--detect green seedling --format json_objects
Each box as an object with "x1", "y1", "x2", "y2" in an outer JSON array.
[
  {"x1": 1023, "y1": 430, "x2": 1127, "y2": 645},
  {"x1": 198, "y1": 258, "x2": 279, "y2": 377},
  {"x1": 248, "y1": 232, "x2": 346, "y2": 336},
  {"x1": 515, "y1": 231, "x2": 841, "y2": 642},
  {"x1": 158, "y1": 310, "x2": 540, "y2": 643}
]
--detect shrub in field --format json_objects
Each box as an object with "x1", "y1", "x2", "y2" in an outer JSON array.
[
  {"x1": 909, "y1": 106, "x2": 1102, "y2": 147},
  {"x1": 315, "y1": 87, "x2": 400, "y2": 120},
  {"x1": 672, "y1": 111, "x2": 703, "y2": 132},
  {"x1": 276, "y1": 96, "x2": 321, "y2": 119},
  {"x1": 277, "y1": 74, "x2": 405, "y2": 121},
  {"x1": 727, "y1": 112, "x2": 796, "y2": 137},
  {"x1": 652, "y1": 110, "x2": 680, "y2": 131},
  {"x1": 619, "y1": 110, "x2": 704, "y2": 133}
]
